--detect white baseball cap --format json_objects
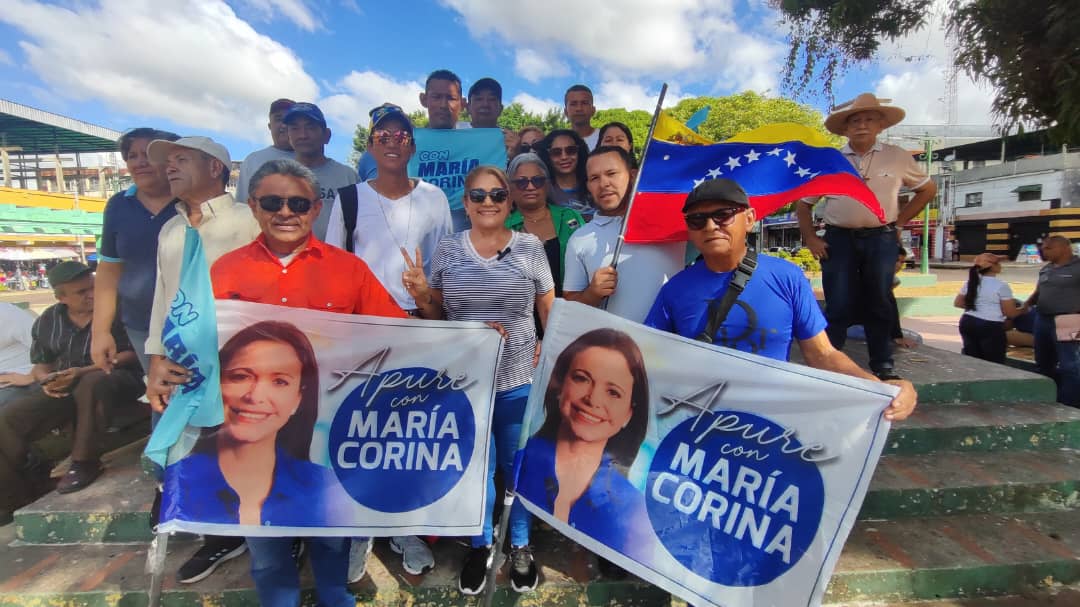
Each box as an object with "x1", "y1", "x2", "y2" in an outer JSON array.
[{"x1": 147, "y1": 136, "x2": 231, "y2": 167}]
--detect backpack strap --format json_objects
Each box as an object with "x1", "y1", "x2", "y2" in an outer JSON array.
[
  {"x1": 696, "y1": 251, "x2": 758, "y2": 344},
  {"x1": 339, "y1": 184, "x2": 359, "y2": 254}
]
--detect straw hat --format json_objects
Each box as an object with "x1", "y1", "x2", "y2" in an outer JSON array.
[{"x1": 824, "y1": 93, "x2": 906, "y2": 135}]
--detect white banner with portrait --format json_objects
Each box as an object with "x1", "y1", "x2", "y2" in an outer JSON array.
[
  {"x1": 514, "y1": 300, "x2": 894, "y2": 607},
  {"x1": 158, "y1": 300, "x2": 502, "y2": 537}
]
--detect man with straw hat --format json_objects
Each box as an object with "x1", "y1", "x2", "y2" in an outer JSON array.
[{"x1": 796, "y1": 93, "x2": 937, "y2": 380}]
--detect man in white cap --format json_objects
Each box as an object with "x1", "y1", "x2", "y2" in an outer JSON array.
[
  {"x1": 796, "y1": 93, "x2": 937, "y2": 380},
  {"x1": 143, "y1": 135, "x2": 260, "y2": 584}
]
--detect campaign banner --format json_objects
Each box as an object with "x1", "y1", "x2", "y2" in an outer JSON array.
[
  {"x1": 407, "y1": 128, "x2": 507, "y2": 211},
  {"x1": 158, "y1": 300, "x2": 502, "y2": 538},
  {"x1": 515, "y1": 300, "x2": 895, "y2": 607}
]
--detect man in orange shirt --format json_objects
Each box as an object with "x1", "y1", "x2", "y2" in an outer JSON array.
[{"x1": 211, "y1": 158, "x2": 405, "y2": 607}]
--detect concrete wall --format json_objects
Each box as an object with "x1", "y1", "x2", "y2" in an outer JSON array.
[{"x1": 953, "y1": 153, "x2": 1079, "y2": 220}]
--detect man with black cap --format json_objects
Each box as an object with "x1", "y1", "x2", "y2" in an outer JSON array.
[
  {"x1": 0, "y1": 261, "x2": 144, "y2": 520},
  {"x1": 236, "y1": 98, "x2": 295, "y2": 203},
  {"x1": 282, "y1": 101, "x2": 358, "y2": 240},
  {"x1": 645, "y1": 178, "x2": 917, "y2": 422},
  {"x1": 465, "y1": 77, "x2": 520, "y2": 157}
]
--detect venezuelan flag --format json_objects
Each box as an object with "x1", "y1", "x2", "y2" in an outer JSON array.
[{"x1": 626, "y1": 123, "x2": 885, "y2": 243}]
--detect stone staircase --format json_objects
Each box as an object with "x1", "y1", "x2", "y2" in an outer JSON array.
[{"x1": 2, "y1": 345, "x2": 1080, "y2": 606}]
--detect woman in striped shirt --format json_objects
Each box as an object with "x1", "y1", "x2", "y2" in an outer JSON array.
[{"x1": 402, "y1": 165, "x2": 554, "y2": 595}]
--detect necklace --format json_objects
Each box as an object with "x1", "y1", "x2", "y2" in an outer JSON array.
[
  {"x1": 371, "y1": 180, "x2": 414, "y2": 252},
  {"x1": 523, "y1": 207, "x2": 551, "y2": 224},
  {"x1": 855, "y1": 150, "x2": 876, "y2": 182}
]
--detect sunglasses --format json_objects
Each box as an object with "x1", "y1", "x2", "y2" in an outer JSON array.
[
  {"x1": 512, "y1": 176, "x2": 547, "y2": 190},
  {"x1": 518, "y1": 142, "x2": 539, "y2": 153},
  {"x1": 684, "y1": 207, "x2": 746, "y2": 230},
  {"x1": 372, "y1": 129, "x2": 412, "y2": 145},
  {"x1": 467, "y1": 188, "x2": 510, "y2": 204},
  {"x1": 548, "y1": 145, "x2": 579, "y2": 158},
  {"x1": 257, "y1": 195, "x2": 314, "y2": 215}
]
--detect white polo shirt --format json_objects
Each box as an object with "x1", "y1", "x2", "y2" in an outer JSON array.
[
  {"x1": 325, "y1": 180, "x2": 452, "y2": 309},
  {"x1": 563, "y1": 213, "x2": 686, "y2": 323},
  {"x1": 145, "y1": 193, "x2": 260, "y2": 355}
]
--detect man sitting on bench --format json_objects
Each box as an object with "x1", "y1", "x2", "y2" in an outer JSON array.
[{"x1": 0, "y1": 261, "x2": 145, "y2": 522}]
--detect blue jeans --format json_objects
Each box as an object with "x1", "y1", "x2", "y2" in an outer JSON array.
[
  {"x1": 450, "y1": 208, "x2": 471, "y2": 233},
  {"x1": 246, "y1": 536, "x2": 353, "y2": 607},
  {"x1": 1034, "y1": 314, "x2": 1080, "y2": 407},
  {"x1": 472, "y1": 384, "x2": 532, "y2": 548},
  {"x1": 821, "y1": 226, "x2": 899, "y2": 372}
]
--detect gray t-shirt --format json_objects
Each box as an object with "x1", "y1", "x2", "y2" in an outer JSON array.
[
  {"x1": 309, "y1": 159, "x2": 359, "y2": 241},
  {"x1": 1037, "y1": 256, "x2": 1080, "y2": 316},
  {"x1": 236, "y1": 146, "x2": 293, "y2": 203}
]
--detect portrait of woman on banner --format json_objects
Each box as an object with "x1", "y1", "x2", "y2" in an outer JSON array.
[
  {"x1": 516, "y1": 328, "x2": 656, "y2": 561},
  {"x1": 162, "y1": 320, "x2": 343, "y2": 527}
]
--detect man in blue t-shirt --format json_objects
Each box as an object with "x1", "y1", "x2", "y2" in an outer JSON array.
[{"x1": 645, "y1": 178, "x2": 917, "y2": 422}]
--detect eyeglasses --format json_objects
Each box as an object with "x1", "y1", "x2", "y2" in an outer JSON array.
[
  {"x1": 257, "y1": 195, "x2": 314, "y2": 215},
  {"x1": 372, "y1": 129, "x2": 412, "y2": 145},
  {"x1": 684, "y1": 207, "x2": 746, "y2": 230},
  {"x1": 548, "y1": 145, "x2": 579, "y2": 158},
  {"x1": 512, "y1": 176, "x2": 547, "y2": 190},
  {"x1": 467, "y1": 188, "x2": 510, "y2": 204},
  {"x1": 518, "y1": 142, "x2": 538, "y2": 154}
]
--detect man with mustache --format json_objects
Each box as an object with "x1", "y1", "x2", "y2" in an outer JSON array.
[
  {"x1": 211, "y1": 158, "x2": 406, "y2": 606},
  {"x1": 563, "y1": 146, "x2": 685, "y2": 323},
  {"x1": 236, "y1": 99, "x2": 295, "y2": 204},
  {"x1": 143, "y1": 135, "x2": 260, "y2": 584}
]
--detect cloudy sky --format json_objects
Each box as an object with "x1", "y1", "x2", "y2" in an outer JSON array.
[{"x1": 0, "y1": 0, "x2": 998, "y2": 165}]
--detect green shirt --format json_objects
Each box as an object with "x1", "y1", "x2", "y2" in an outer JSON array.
[{"x1": 506, "y1": 204, "x2": 585, "y2": 287}]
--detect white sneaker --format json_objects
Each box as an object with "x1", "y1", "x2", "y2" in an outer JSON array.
[
  {"x1": 389, "y1": 535, "x2": 435, "y2": 575},
  {"x1": 347, "y1": 537, "x2": 374, "y2": 583}
]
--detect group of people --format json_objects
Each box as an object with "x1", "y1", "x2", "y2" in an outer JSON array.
[{"x1": 0, "y1": 73, "x2": 928, "y2": 607}]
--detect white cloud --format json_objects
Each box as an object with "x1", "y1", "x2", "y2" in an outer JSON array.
[
  {"x1": 439, "y1": 0, "x2": 782, "y2": 92},
  {"x1": 593, "y1": 80, "x2": 688, "y2": 112},
  {"x1": 239, "y1": 0, "x2": 319, "y2": 31},
  {"x1": 318, "y1": 71, "x2": 425, "y2": 132},
  {"x1": 510, "y1": 92, "x2": 561, "y2": 116},
  {"x1": 513, "y1": 49, "x2": 570, "y2": 83},
  {"x1": 0, "y1": 49, "x2": 12, "y2": 67},
  {"x1": 1, "y1": 0, "x2": 319, "y2": 142}
]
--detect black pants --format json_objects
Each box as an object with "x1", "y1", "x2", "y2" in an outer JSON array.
[
  {"x1": 959, "y1": 314, "x2": 1007, "y2": 364},
  {"x1": 0, "y1": 368, "x2": 143, "y2": 511}
]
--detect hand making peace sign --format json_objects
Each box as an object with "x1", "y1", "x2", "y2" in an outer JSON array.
[{"x1": 400, "y1": 246, "x2": 432, "y2": 303}]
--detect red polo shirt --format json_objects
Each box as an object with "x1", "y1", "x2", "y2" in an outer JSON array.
[{"x1": 211, "y1": 234, "x2": 407, "y2": 318}]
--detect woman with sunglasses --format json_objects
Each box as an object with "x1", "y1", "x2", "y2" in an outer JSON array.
[
  {"x1": 402, "y1": 166, "x2": 554, "y2": 596},
  {"x1": 538, "y1": 129, "x2": 594, "y2": 220},
  {"x1": 505, "y1": 153, "x2": 584, "y2": 333},
  {"x1": 512, "y1": 126, "x2": 545, "y2": 159}
]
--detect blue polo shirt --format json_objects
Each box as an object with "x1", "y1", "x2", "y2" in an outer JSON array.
[
  {"x1": 644, "y1": 254, "x2": 826, "y2": 361},
  {"x1": 98, "y1": 190, "x2": 178, "y2": 331}
]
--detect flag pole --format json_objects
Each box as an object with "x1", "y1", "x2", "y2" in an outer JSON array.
[{"x1": 604, "y1": 83, "x2": 667, "y2": 310}]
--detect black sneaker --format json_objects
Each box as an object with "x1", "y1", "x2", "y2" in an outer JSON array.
[
  {"x1": 508, "y1": 544, "x2": 539, "y2": 592},
  {"x1": 458, "y1": 545, "x2": 493, "y2": 595},
  {"x1": 177, "y1": 536, "x2": 247, "y2": 584},
  {"x1": 874, "y1": 369, "x2": 903, "y2": 381},
  {"x1": 291, "y1": 538, "x2": 306, "y2": 569}
]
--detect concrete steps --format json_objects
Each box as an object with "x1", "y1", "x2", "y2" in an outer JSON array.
[{"x1": 3, "y1": 344, "x2": 1079, "y2": 605}]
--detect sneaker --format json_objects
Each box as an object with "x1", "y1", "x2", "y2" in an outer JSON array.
[
  {"x1": 508, "y1": 544, "x2": 539, "y2": 592},
  {"x1": 389, "y1": 535, "x2": 435, "y2": 576},
  {"x1": 177, "y1": 536, "x2": 247, "y2": 584},
  {"x1": 347, "y1": 537, "x2": 373, "y2": 583},
  {"x1": 291, "y1": 538, "x2": 306, "y2": 569},
  {"x1": 458, "y1": 545, "x2": 493, "y2": 595}
]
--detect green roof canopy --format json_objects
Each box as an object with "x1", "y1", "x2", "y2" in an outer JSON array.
[{"x1": 0, "y1": 99, "x2": 120, "y2": 154}]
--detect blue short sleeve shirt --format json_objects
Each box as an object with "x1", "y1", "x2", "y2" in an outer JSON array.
[
  {"x1": 644, "y1": 254, "x2": 826, "y2": 361},
  {"x1": 98, "y1": 191, "x2": 178, "y2": 331}
]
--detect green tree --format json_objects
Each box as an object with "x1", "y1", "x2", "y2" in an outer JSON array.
[
  {"x1": 349, "y1": 123, "x2": 370, "y2": 167},
  {"x1": 772, "y1": 0, "x2": 1080, "y2": 141},
  {"x1": 668, "y1": 91, "x2": 837, "y2": 143}
]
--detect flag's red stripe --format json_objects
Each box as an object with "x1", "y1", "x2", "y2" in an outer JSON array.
[{"x1": 626, "y1": 173, "x2": 885, "y2": 244}]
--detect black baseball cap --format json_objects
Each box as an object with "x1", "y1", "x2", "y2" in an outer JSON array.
[
  {"x1": 682, "y1": 178, "x2": 750, "y2": 212},
  {"x1": 47, "y1": 261, "x2": 92, "y2": 286}
]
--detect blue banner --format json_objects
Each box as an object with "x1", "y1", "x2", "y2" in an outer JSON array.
[
  {"x1": 158, "y1": 300, "x2": 502, "y2": 537},
  {"x1": 515, "y1": 300, "x2": 894, "y2": 607},
  {"x1": 407, "y1": 128, "x2": 507, "y2": 211},
  {"x1": 144, "y1": 227, "x2": 222, "y2": 468}
]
